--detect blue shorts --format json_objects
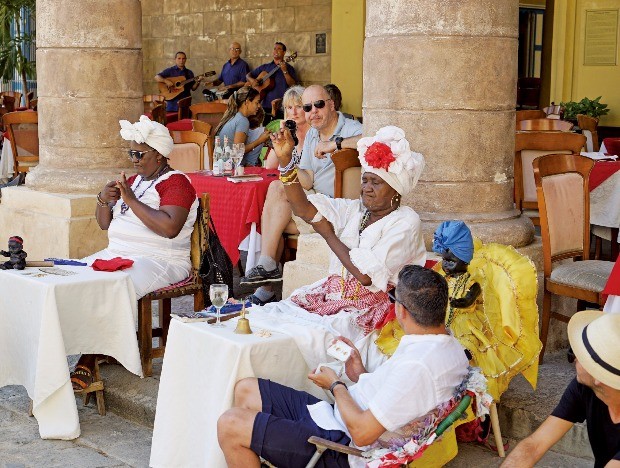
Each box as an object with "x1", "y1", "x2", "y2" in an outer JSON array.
[{"x1": 250, "y1": 378, "x2": 351, "y2": 468}]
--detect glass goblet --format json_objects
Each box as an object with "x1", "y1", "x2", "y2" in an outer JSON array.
[{"x1": 209, "y1": 283, "x2": 229, "y2": 327}]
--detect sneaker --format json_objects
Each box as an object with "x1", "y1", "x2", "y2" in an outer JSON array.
[
  {"x1": 249, "y1": 293, "x2": 278, "y2": 306},
  {"x1": 240, "y1": 265, "x2": 282, "y2": 285}
]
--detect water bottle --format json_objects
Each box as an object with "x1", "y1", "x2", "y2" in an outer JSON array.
[
  {"x1": 223, "y1": 138, "x2": 233, "y2": 175},
  {"x1": 213, "y1": 136, "x2": 223, "y2": 175}
]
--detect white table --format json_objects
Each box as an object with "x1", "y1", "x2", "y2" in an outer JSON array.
[
  {"x1": 0, "y1": 265, "x2": 142, "y2": 439},
  {"x1": 149, "y1": 316, "x2": 327, "y2": 468}
]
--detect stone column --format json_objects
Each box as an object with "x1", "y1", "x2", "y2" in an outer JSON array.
[
  {"x1": 363, "y1": 0, "x2": 534, "y2": 247},
  {"x1": 29, "y1": 0, "x2": 143, "y2": 193},
  {"x1": 0, "y1": 0, "x2": 143, "y2": 259}
]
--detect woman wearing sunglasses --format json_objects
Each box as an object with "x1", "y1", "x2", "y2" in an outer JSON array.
[
  {"x1": 71, "y1": 116, "x2": 198, "y2": 390},
  {"x1": 247, "y1": 126, "x2": 427, "y2": 368},
  {"x1": 214, "y1": 86, "x2": 271, "y2": 162}
]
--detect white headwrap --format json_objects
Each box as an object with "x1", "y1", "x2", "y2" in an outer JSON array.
[
  {"x1": 119, "y1": 115, "x2": 174, "y2": 158},
  {"x1": 357, "y1": 126, "x2": 425, "y2": 196}
]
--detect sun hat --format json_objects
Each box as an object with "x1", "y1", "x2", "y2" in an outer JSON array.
[
  {"x1": 357, "y1": 126, "x2": 425, "y2": 197},
  {"x1": 568, "y1": 310, "x2": 620, "y2": 390},
  {"x1": 119, "y1": 115, "x2": 174, "y2": 158}
]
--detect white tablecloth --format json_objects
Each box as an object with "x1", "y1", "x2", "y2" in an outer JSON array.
[
  {"x1": 590, "y1": 170, "x2": 620, "y2": 241},
  {"x1": 0, "y1": 138, "x2": 14, "y2": 181},
  {"x1": 604, "y1": 295, "x2": 619, "y2": 313},
  {"x1": 149, "y1": 317, "x2": 326, "y2": 468},
  {"x1": 0, "y1": 265, "x2": 142, "y2": 439}
]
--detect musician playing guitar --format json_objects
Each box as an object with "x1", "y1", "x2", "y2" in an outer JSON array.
[
  {"x1": 246, "y1": 42, "x2": 297, "y2": 119},
  {"x1": 154, "y1": 51, "x2": 205, "y2": 112}
]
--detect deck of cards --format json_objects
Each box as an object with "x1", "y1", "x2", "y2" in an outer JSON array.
[{"x1": 326, "y1": 341, "x2": 353, "y2": 362}]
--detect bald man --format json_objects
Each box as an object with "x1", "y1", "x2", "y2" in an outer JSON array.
[{"x1": 209, "y1": 42, "x2": 250, "y2": 97}]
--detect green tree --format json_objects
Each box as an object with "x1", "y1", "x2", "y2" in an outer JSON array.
[{"x1": 0, "y1": 0, "x2": 36, "y2": 105}]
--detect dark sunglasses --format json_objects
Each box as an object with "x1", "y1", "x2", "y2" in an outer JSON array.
[
  {"x1": 127, "y1": 149, "x2": 156, "y2": 161},
  {"x1": 302, "y1": 99, "x2": 331, "y2": 113},
  {"x1": 567, "y1": 347, "x2": 576, "y2": 364},
  {"x1": 387, "y1": 290, "x2": 403, "y2": 306}
]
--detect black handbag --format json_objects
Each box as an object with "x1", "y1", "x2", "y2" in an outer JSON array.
[{"x1": 199, "y1": 216, "x2": 234, "y2": 306}]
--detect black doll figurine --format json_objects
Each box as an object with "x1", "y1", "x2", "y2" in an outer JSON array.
[
  {"x1": 0, "y1": 236, "x2": 27, "y2": 270},
  {"x1": 433, "y1": 221, "x2": 480, "y2": 327}
]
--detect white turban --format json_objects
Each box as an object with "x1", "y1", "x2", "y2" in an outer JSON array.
[
  {"x1": 357, "y1": 126, "x2": 425, "y2": 196},
  {"x1": 119, "y1": 115, "x2": 174, "y2": 158}
]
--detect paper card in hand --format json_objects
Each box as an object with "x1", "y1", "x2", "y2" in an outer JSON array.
[{"x1": 327, "y1": 341, "x2": 353, "y2": 362}]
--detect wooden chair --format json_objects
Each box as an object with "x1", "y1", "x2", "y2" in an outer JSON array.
[
  {"x1": 169, "y1": 130, "x2": 209, "y2": 172},
  {"x1": 515, "y1": 131, "x2": 586, "y2": 225},
  {"x1": 28, "y1": 98, "x2": 37, "y2": 111},
  {"x1": 25, "y1": 91, "x2": 34, "y2": 108},
  {"x1": 151, "y1": 103, "x2": 167, "y2": 126},
  {"x1": 2, "y1": 111, "x2": 39, "y2": 175},
  {"x1": 177, "y1": 96, "x2": 192, "y2": 120},
  {"x1": 533, "y1": 154, "x2": 614, "y2": 362},
  {"x1": 1, "y1": 91, "x2": 23, "y2": 108},
  {"x1": 1, "y1": 95, "x2": 15, "y2": 114},
  {"x1": 516, "y1": 109, "x2": 545, "y2": 123},
  {"x1": 577, "y1": 114, "x2": 599, "y2": 152},
  {"x1": 191, "y1": 120, "x2": 213, "y2": 168},
  {"x1": 517, "y1": 119, "x2": 574, "y2": 132},
  {"x1": 137, "y1": 193, "x2": 210, "y2": 377},
  {"x1": 333, "y1": 148, "x2": 361, "y2": 199},
  {"x1": 190, "y1": 102, "x2": 227, "y2": 132},
  {"x1": 143, "y1": 94, "x2": 165, "y2": 114}
]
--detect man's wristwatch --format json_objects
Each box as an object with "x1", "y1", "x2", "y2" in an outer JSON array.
[
  {"x1": 329, "y1": 380, "x2": 348, "y2": 396},
  {"x1": 335, "y1": 136, "x2": 344, "y2": 151}
]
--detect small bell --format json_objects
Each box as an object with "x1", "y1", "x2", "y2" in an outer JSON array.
[{"x1": 234, "y1": 301, "x2": 253, "y2": 334}]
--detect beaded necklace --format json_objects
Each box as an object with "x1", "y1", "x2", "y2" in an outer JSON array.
[
  {"x1": 120, "y1": 164, "x2": 170, "y2": 215},
  {"x1": 340, "y1": 210, "x2": 372, "y2": 301}
]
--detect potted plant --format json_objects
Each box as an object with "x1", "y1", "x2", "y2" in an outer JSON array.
[{"x1": 560, "y1": 96, "x2": 610, "y2": 122}]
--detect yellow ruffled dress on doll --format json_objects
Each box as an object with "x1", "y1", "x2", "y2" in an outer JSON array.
[{"x1": 375, "y1": 240, "x2": 542, "y2": 401}]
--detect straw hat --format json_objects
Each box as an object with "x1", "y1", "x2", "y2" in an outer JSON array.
[{"x1": 568, "y1": 311, "x2": 620, "y2": 390}]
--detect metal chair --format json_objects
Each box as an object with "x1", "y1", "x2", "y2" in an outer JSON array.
[{"x1": 533, "y1": 154, "x2": 614, "y2": 362}]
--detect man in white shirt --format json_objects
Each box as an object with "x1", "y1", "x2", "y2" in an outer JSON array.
[{"x1": 218, "y1": 265, "x2": 469, "y2": 467}]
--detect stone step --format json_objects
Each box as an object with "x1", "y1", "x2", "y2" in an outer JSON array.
[{"x1": 100, "y1": 350, "x2": 595, "y2": 462}]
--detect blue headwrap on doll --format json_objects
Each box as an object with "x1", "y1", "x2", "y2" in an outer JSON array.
[{"x1": 432, "y1": 221, "x2": 474, "y2": 263}]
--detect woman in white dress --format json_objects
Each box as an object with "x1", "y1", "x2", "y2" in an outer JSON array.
[
  {"x1": 249, "y1": 126, "x2": 427, "y2": 371},
  {"x1": 73, "y1": 116, "x2": 198, "y2": 389}
]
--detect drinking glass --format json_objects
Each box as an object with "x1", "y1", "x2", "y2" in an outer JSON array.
[{"x1": 209, "y1": 284, "x2": 229, "y2": 327}]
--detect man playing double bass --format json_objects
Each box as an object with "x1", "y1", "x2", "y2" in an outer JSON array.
[
  {"x1": 154, "y1": 51, "x2": 204, "y2": 112},
  {"x1": 246, "y1": 42, "x2": 297, "y2": 119}
]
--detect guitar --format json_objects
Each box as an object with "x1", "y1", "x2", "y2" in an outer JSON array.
[
  {"x1": 250, "y1": 52, "x2": 298, "y2": 100},
  {"x1": 158, "y1": 71, "x2": 217, "y2": 101}
]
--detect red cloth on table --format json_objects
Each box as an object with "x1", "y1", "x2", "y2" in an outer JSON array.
[
  {"x1": 167, "y1": 119, "x2": 193, "y2": 131},
  {"x1": 188, "y1": 167, "x2": 278, "y2": 264},
  {"x1": 92, "y1": 257, "x2": 134, "y2": 271},
  {"x1": 603, "y1": 138, "x2": 620, "y2": 157},
  {"x1": 589, "y1": 161, "x2": 620, "y2": 191},
  {"x1": 603, "y1": 257, "x2": 620, "y2": 298}
]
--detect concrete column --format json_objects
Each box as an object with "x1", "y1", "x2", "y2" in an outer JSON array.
[
  {"x1": 28, "y1": 0, "x2": 143, "y2": 193},
  {"x1": 0, "y1": 0, "x2": 143, "y2": 259},
  {"x1": 363, "y1": 0, "x2": 534, "y2": 247}
]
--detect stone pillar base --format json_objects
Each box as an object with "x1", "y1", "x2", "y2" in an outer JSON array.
[{"x1": 0, "y1": 186, "x2": 107, "y2": 260}]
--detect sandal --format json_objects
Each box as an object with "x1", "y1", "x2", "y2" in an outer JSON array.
[{"x1": 71, "y1": 365, "x2": 94, "y2": 391}]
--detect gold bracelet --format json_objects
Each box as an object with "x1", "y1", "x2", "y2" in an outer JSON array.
[
  {"x1": 279, "y1": 167, "x2": 298, "y2": 183},
  {"x1": 96, "y1": 192, "x2": 108, "y2": 208},
  {"x1": 282, "y1": 178, "x2": 300, "y2": 186}
]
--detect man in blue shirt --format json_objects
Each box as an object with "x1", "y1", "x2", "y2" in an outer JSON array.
[
  {"x1": 154, "y1": 51, "x2": 203, "y2": 112},
  {"x1": 208, "y1": 42, "x2": 250, "y2": 98},
  {"x1": 246, "y1": 42, "x2": 297, "y2": 118}
]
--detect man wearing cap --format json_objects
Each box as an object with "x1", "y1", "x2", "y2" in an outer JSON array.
[{"x1": 502, "y1": 311, "x2": 620, "y2": 468}]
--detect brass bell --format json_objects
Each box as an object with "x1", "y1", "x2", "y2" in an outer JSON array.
[{"x1": 234, "y1": 301, "x2": 253, "y2": 334}]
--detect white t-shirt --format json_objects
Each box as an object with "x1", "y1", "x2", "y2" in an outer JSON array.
[{"x1": 307, "y1": 333, "x2": 468, "y2": 439}]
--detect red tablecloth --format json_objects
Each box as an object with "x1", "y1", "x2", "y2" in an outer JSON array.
[
  {"x1": 589, "y1": 161, "x2": 620, "y2": 191},
  {"x1": 188, "y1": 167, "x2": 279, "y2": 264},
  {"x1": 603, "y1": 256, "x2": 620, "y2": 297},
  {"x1": 167, "y1": 119, "x2": 193, "y2": 131}
]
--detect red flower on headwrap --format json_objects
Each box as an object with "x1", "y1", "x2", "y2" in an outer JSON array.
[{"x1": 364, "y1": 142, "x2": 395, "y2": 171}]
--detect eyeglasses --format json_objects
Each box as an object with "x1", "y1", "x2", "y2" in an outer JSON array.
[
  {"x1": 387, "y1": 290, "x2": 403, "y2": 306},
  {"x1": 231, "y1": 47, "x2": 241, "y2": 51},
  {"x1": 302, "y1": 99, "x2": 331, "y2": 113},
  {"x1": 567, "y1": 347, "x2": 576, "y2": 364},
  {"x1": 127, "y1": 149, "x2": 156, "y2": 161}
]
